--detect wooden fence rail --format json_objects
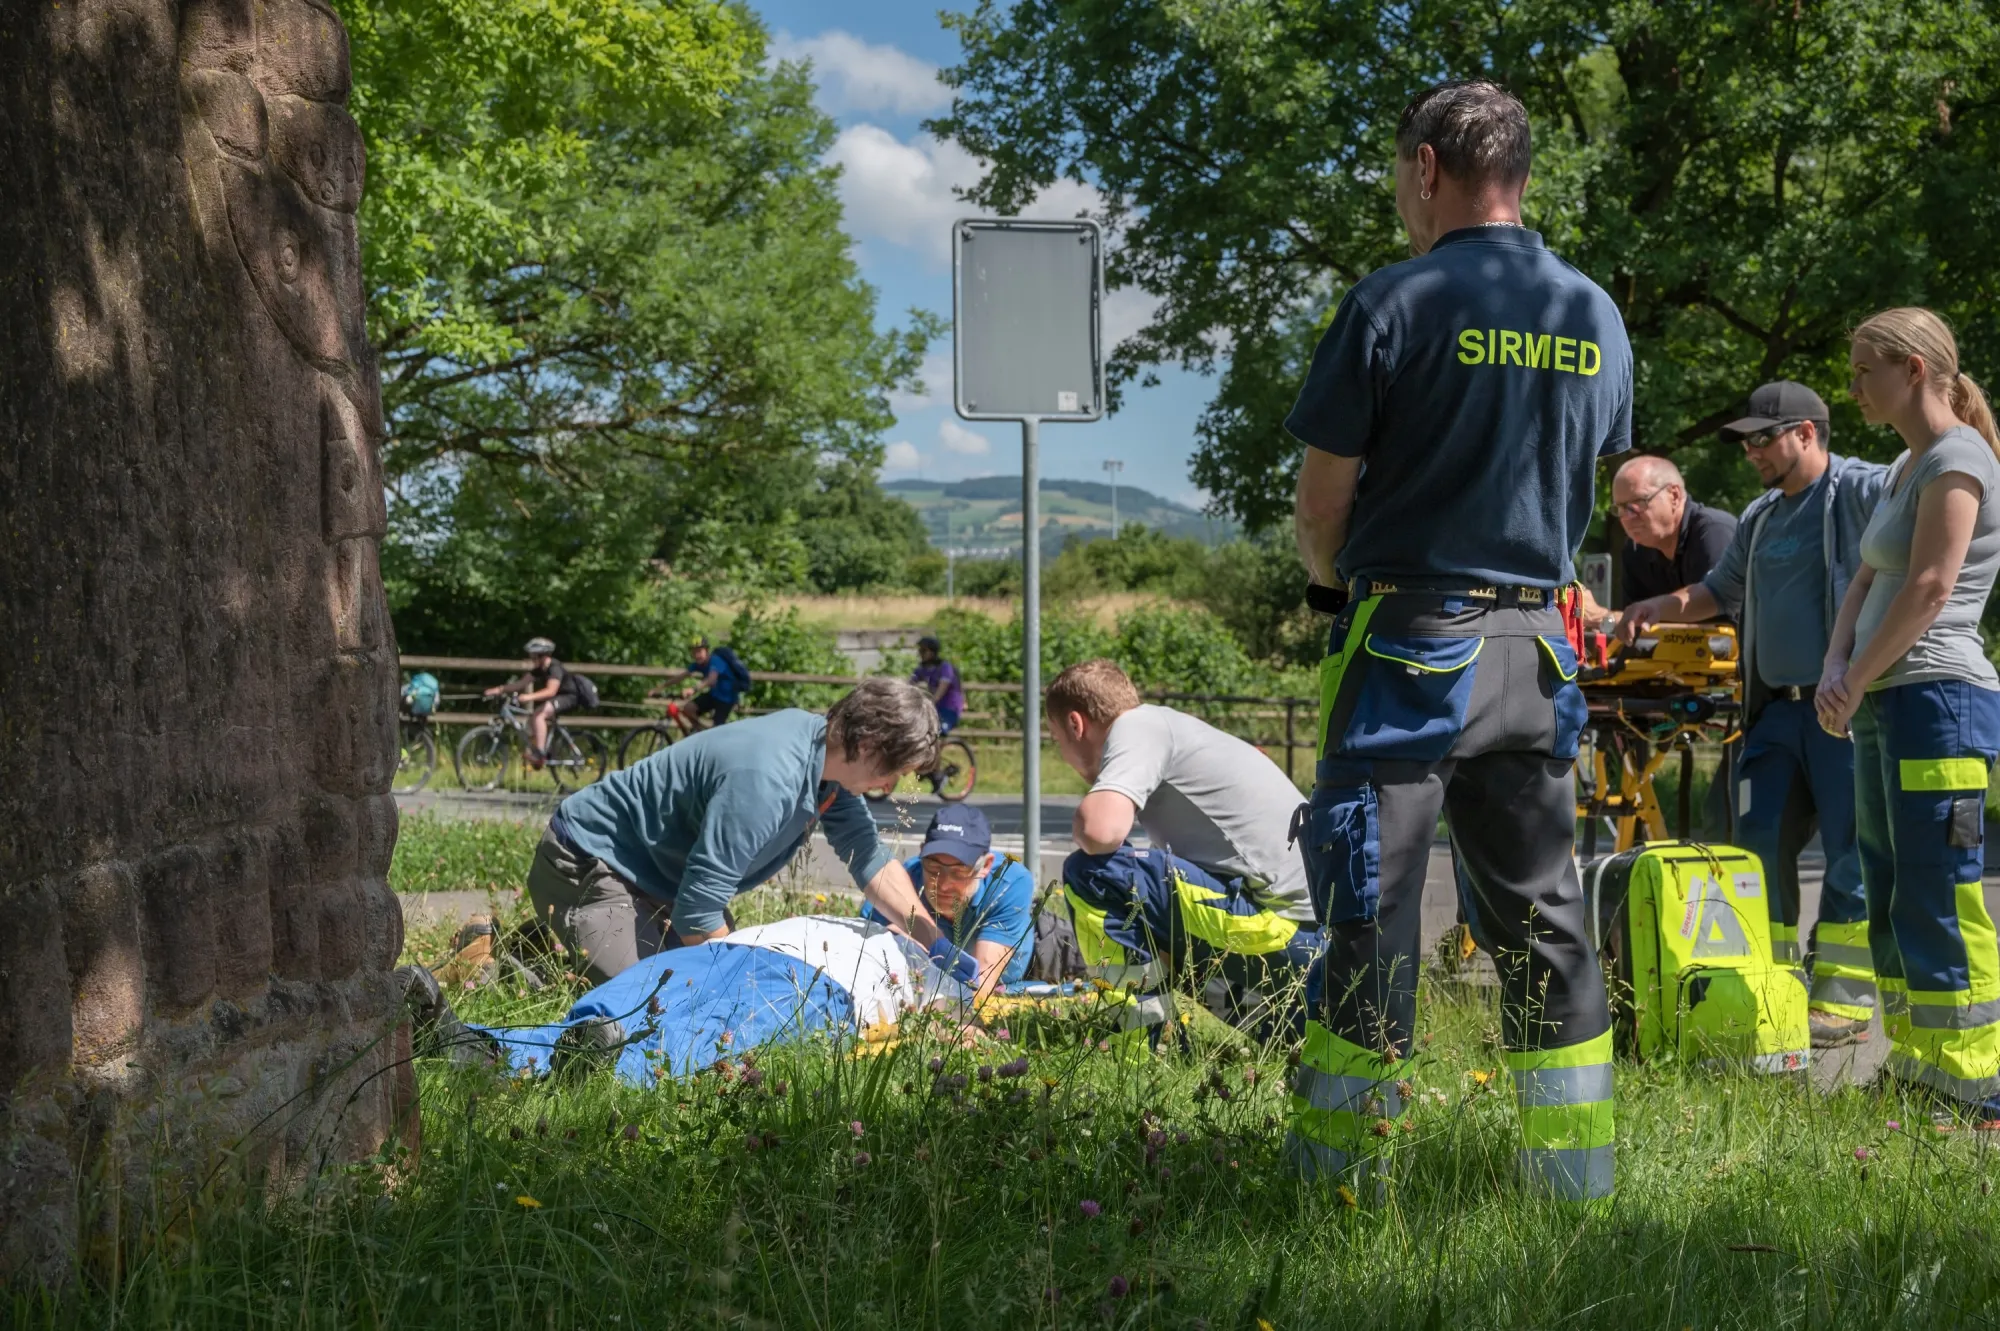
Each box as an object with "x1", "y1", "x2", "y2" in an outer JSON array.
[{"x1": 400, "y1": 655, "x2": 1317, "y2": 777}]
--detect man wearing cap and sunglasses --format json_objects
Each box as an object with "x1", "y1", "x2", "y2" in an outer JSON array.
[
  {"x1": 1620, "y1": 381, "x2": 1890, "y2": 1047},
  {"x1": 862, "y1": 803, "x2": 1035, "y2": 1000}
]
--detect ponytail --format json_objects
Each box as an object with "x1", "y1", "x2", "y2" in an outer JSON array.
[
  {"x1": 1853, "y1": 306, "x2": 2000, "y2": 460},
  {"x1": 1952, "y1": 372, "x2": 2000, "y2": 454}
]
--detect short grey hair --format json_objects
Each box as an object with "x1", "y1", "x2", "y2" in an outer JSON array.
[
  {"x1": 827, "y1": 678, "x2": 941, "y2": 773},
  {"x1": 1613, "y1": 454, "x2": 1685, "y2": 494},
  {"x1": 1396, "y1": 80, "x2": 1532, "y2": 189}
]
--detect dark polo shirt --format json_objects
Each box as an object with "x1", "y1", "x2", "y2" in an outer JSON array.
[{"x1": 1623, "y1": 499, "x2": 1737, "y2": 604}]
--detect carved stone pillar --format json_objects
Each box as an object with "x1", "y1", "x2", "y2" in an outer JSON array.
[{"x1": 0, "y1": 0, "x2": 412, "y2": 1282}]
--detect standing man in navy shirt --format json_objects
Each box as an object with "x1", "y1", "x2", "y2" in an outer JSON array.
[{"x1": 1286, "y1": 80, "x2": 1629, "y2": 1201}]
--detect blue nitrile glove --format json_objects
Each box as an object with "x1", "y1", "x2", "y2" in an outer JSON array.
[{"x1": 927, "y1": 936, "x2": 979, "y2": 986}]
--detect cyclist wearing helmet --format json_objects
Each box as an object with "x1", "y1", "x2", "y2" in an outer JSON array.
[
  {"x1": 485, "y1": 637, "x2": 577, "y2": 769},
  {"x1": 910, "y1": 636, "x2": 964, "y2": 734},
  {"x1": 679, "y1": 637, "x2": 751, "y2": 735}
]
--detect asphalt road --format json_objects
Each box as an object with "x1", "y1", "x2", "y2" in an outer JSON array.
[{"x1": 399, "y1": 788, "x2": 2000, "y2": 1091}]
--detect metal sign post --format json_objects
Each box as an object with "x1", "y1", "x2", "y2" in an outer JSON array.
[{"x1": 952, "y1": 219, "x2": 1104, "y2": 884}]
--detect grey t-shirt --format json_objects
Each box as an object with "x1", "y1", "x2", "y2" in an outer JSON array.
[
  {"x1": 1702, "y1": 472, "x2": 1831, "y2": 688},
  {"x1": 1092, "y1": 705, "x2": 1314, "y2": 922},
  {"x1": 1854, "y1": 427, "x2": 2000, "y2": 690}
]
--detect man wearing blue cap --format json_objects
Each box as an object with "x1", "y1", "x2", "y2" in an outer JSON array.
[{"x1": 863, "y1": 804, "x2": 1036, "y2": 996}]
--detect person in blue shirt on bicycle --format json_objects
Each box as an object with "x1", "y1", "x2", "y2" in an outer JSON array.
[
  {"x1": 676, "y1": 637, "x2": 750, "y2": 735},
  {"x1": 863, "y1": 803, "x2": 1033, "y2": 1000}
]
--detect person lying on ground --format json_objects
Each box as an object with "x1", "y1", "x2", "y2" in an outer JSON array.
[
  {"x1": 527, "y1": 679, "x2": 970, "y2": 987},
  {"x1": 862, "y1": 803, "x2": 1034, "y2": 1003},
  {"x1": 1044, "y1": 658, "x2": 1323, "y2": 1057}
]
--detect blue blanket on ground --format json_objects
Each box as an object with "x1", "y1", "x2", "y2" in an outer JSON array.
[{"x1": 474, "y1": 944, "x2": 856, "y2": 1088}]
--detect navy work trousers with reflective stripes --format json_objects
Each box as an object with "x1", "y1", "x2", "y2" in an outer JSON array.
[
  {"x1": 1736, "y1": 697, "x2": 1870, "y2": 1013},
  {"x1": 1064, "y1": 845, "x2": 1322, "y2": 1041},
  {"x1": 1303, "y1": 598, "x2": 1612, "y2": 1061}
]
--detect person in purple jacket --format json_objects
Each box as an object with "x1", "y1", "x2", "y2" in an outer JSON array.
[{"x1": 910, "y1": 636, "x2": 965, "y2": 732}]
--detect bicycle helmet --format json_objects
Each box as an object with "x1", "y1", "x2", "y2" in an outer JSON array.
[{"x1": 525, "y1": 637, "x2": 556, "y2": 655}]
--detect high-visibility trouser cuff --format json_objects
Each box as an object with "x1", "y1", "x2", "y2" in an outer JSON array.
[
  {"x1": 1808, "y1": 972, "x2": 1877, "y2": 1021},
  {"x1": 1520, "y1": 1145, "x2": 1615, "y2": 1201},
  {"x1": 1288, "y1": 1020, "x2": 1403, "y2": 1157},
  {"x1": 1093, "y1": 961, "x2": 1168, "y2": 992},
  {"x1": 1507, "y1": 1032, "x2": 1615, "y2": 1199},
  {"x1": 1096, "y1": 989, "x2": 1174, "y2": 1062},
  {"x1": 1879, "y1": 978, "x2": 1912, "y2": 1043},
  {"x1": 1809, "y1": 916, "x2": 1876, "y2": 1019},
  {"x1": 1771, "y1": 923, "x2": 1801, "y2": 966},
  {"x1": 1892, "y1": 992, "x2": 2000, "y2": 1094}
]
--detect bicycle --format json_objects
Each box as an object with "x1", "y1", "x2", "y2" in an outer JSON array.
[
  {"x1": 865, "y1": 733, "x2": 978, "y2": 802},
  {"x1": 393, "y1": 711, "x2": 437, "y2": 793},
  {"x1": 616, "y1": 699, "x2": 691, "y2": 769},
  {"x1": 453, "y1": 695, "x2": 607, "y2": 793}
]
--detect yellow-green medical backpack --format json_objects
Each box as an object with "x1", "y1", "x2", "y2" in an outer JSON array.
[{"x1": 1583, "y1": 842, "x2": 1809, "y2": 1073}]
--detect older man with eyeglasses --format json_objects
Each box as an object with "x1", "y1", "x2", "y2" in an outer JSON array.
[
  {"x1": 1608, "y1": 455, "x2": 1737, "y2": 607},
  {"x1": 1620, "y1": 381, "x2": 1890, "y2": 1048}
]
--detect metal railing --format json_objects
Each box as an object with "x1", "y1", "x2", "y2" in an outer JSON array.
[{"x1": 400, "y1": 654, "x2": 1319, "y2": 780}]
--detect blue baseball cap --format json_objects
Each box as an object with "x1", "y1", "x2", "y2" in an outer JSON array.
[{"x1": 919, "y1": 804, "x2": 991, "y2": 864}]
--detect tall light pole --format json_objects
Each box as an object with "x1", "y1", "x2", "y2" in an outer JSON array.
[{"x1": 1102, "y1": 458, "x2": 1123, "y2": 535}]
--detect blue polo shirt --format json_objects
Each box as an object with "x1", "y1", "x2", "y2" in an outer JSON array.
[
  {"x1": 861, "y1": 854, "x2": 1036, "y2": 984},
  {"x1": 1284, "y1": 227, "x2": 1634, "y2": 588}
]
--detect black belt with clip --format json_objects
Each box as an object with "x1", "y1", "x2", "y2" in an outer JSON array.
[{"x1": 1305, "y1": 579, "x2": 1552, "y2": 616}]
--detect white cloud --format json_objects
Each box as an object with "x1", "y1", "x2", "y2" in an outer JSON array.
[
  {"x1": 770, "y1": 30, "x2": 950, "y2": 117},
  {"x1": 828, "y1": 126, "x2": 979, "y2": 265},
  {"x1": 882, "y1": 440, "x2": 923, "y2": 471},
  {"x1": 939, "y1": 420, "x2": 990, "y2": 456}
]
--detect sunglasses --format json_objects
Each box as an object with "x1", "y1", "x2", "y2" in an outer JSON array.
[{"x1": 1742, "y1": 420, "x2": 1805, "y2": 449}]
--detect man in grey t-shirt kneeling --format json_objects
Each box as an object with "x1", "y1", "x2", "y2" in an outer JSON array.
[{"x1": 1045, "y1": 659, "x2": 1322, "y2": 1059}]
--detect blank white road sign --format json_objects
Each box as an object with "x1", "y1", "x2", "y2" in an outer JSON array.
[{"x1": 953, "y1": 219, "x2": 1104, "y2": 422}]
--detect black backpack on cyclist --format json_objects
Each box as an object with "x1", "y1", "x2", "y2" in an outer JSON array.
[{"x1": 569, "y1": 672, "x2": 600, "y2": 711}]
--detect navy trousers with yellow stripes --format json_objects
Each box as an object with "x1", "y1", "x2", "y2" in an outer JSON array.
[
  {"x1": 1290, "y1": 594, "x2": 1614, "y2": 1200},
  {"x1": 1061, "y1": 845, "x2": 1322, "y2": 1057}
]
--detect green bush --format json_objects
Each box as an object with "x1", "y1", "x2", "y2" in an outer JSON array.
[
  {"x1": 722, "y1": 602, "x2": 854, "y2": 711},
  {"x1": 1112, "y1": 604, "x2": 1258, "y2": 696}
]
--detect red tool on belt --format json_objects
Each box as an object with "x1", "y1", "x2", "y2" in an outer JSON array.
[{"x1": 1556, "y1": 584, "x2": 1613, "y2": 673}]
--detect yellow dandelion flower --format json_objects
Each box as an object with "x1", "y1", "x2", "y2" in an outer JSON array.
[
  {"x1": 514, "y1": 1195, "x2": 542, "y2": 1209},
  {"x1": 1259, "y1": 1320, "x2": 1277, "y2": 1331},
  {"x1": 1469, "y1": 1069, "x2": 1491, "y2": 1087},
  {"x1": 1336, "y1": 1184, "x2": 1357, "y2": 1209}
]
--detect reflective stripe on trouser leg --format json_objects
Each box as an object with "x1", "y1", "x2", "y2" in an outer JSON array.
[
  {"x1": 1770, "y1": 922, "x2": 1801, "y2": 966},
  {"x1": 1891, "y1": 882, "x2": 2000, "y2": 1102},
  {"x1": 1283, "y1": 1019, "x2": 1402, "y2": 1184},
  {"x1": 1508, "y1": 1030, "x2": 1614, "y2": 1200},
  {"x1": 1808, "y1": 919, "x2": 1876, "y2": 1020},
  {"x1": 1171, "y1": 863, "x2": 1301, "y2": 956},
  {"x1": 1870, "y1": 681, "x2": 2000, "y2": 1105}
]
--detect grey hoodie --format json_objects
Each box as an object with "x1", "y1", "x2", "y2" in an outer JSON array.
[{"x1": 1700, "y1": 452, "x2": 1890, "y2": 726}]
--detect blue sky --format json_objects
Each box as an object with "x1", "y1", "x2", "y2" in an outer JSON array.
[{"x1": 753, "y1": 0, "x2": 1218, "y2": 509}]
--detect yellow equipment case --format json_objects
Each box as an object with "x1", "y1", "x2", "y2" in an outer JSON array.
[{"x1": 1583, "y1": 842, "x2": 1809, "y2": 1073}]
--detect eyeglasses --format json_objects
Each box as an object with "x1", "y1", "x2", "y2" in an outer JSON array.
[
  {"x1": 1742, "y1": 420, "x2": 1805, "y2": 449},
  {"x1": 921, "y1": 857, "x2": 980, "y2": 885},
  {"x1": 1613, "y1": 484, "x2": 1673, "y2": 519}
]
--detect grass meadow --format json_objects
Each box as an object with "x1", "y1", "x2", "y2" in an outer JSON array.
[{"x1": 16, "y1": 820, "x2": 2000, "y2": 1328}]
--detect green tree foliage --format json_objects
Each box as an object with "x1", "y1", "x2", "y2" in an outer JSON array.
[
  {"x1": 797, "y1": 462, "x2": 946, "y2": 594},
  {"x1": 719, "y1": 603, "x2": 855, "y2": 710},
  {"x1": 935, "y1": 2, "x2": 2000, "y2": 525},
  {"x1": 340, "y1": 0, "x2": 935, "y2": 655}
]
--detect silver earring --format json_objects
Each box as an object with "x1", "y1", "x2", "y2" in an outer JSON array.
[{"x1": 1420, "y1": 189, "x2": 1432, "y2": 201}]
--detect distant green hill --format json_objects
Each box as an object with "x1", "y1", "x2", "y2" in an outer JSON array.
[{"x1": 882, "y1": 476, "x2": 1234, "y2": 552}]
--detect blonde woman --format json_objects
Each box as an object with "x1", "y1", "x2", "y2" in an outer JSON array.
[{"x1": 1817, "y1": 308, "x2": 2000, "y2": 1123}]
